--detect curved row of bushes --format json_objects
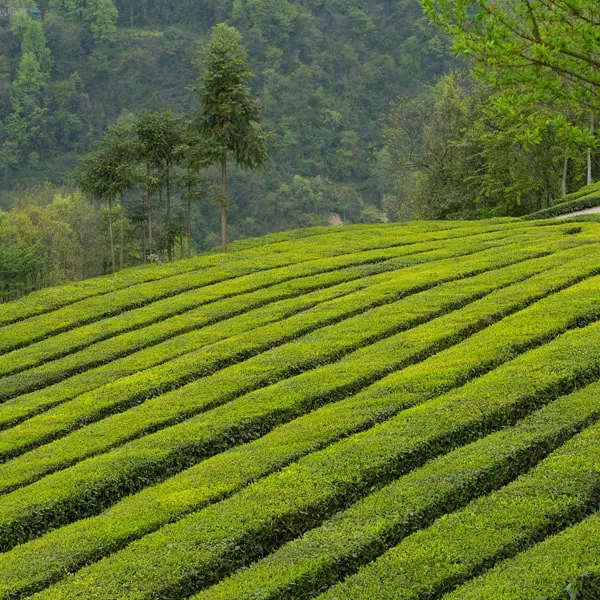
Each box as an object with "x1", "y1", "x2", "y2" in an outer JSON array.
[
  {"x1": 317, "y1": 418, "x2": 600, "y2": 600},
  {"x1": 1, "y1": 221, "x2": 506, "y2": 349},
  {"x1": 22, "y1": 320, "x2": 600, "y2": 599},
  {"x1": 2, "y1": 220, "x2": 599, "y2": 599},
  {"x1": 525, "y1": 182, "x2": 600, "y2": 220},
  {"x1": 197, "y1": 384, "x2": 600, "y2": 600},
  {"x1": 445, "y1": 513, "x2": 600, "y2": 599},
  {"x1": 0, "y1": 237, "x2": 552, "y2": 464},
  {"x1": 0, "y1": 227, "x2": 516, "y2": 391}
]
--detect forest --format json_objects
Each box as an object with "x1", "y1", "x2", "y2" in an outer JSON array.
[{"x1": 0, "y1": 0, "x2": 598, "y2": 298}]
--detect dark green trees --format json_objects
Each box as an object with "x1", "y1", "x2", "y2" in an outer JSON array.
[
  {"x1": 193, "y1": 23, "x2": 268, "y2": 253},
  {"x1": 0, "y1": 243, "x2": 42, "y2": 301},
  {"x1": 75, "y1": 122, "x2": 139, "y2": 272},
  {"x1": 1, "y1": 18, "x2": 52, "y2": 171},
  {"x1": 134, "y1": 110, "x2": 185, "y2": 261},
  {"x1": 419, "y1": 0, "x2": 599, "y2": 194},
  {"x1": 49, "y1": 0, "x2": 118, "y2": 43}
]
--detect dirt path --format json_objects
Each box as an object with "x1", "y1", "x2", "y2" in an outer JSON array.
[
  {"x1": 328, "y1": 212, "x2": 344, "y2": 226},
  {"x1": 556, "y1": 205, "x2": 600, "y2": 219}
]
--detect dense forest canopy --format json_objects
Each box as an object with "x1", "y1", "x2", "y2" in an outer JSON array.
[{"x1": 0, "y1": 0, "x2": 455, "y2": 210}]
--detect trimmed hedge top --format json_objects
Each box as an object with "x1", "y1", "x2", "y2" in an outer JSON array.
[
  {"x1": 525, "y1": 182, "x2": 600, "y2": 220},
  {"x1": 1, "y1": 220, "x2": 600, "y2": 600}
]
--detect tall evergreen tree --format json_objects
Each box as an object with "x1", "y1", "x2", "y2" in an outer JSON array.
[
  {"x1": 50, "y1": 0, "x2": 118, "y2": 42},
  {"x1": 193, "y1": 23, "x2": 268, "y2": 253}
]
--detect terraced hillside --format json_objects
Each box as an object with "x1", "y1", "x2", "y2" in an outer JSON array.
[{"x1": 1, "y1": 219, "x2": 600, "y2": 600}]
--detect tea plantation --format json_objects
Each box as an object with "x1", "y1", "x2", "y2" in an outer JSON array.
[{"x1": 1, "y1": 219, "x2": 599, "y2": 599}]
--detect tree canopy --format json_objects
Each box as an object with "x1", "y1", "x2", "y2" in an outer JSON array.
[
  {"x1": 194, "y1": 23, "x2": 268, "y2": 252},
  {"x1": 420, "y1": 0, "x2": 600, "y2": 111}
]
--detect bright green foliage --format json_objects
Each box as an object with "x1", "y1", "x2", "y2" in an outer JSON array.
[
  {"x1": 0, "y1": 187, "x2": 107, "y2": 298},
  {"x1": 196, "y1": 383, "x2": 600, "y2": 600},
  {"x1": 0, "y1": 224, "x2": 343, "y2": 327},
  {"x1": 1, "y1": 221, "x2": 600, "y2": 598},
  {"x1": 445, "y1": 514, "x2": 600, "y2": 599},
  {"x1": 0, "y1": 228, "x2": 512, "y2": 396},
  {"x1": 416, "y1": 0, "x2": 599, "y2": 216},
  {"x1": 420, "y1": 0, "x2": 600, "y2": 111},
  {"x1": 317, "y1": 419, "x2": 600, "y2": 600},
  {"x1": 0, "y1": 221, "x2": 508, "y2": 353},
  {"x1": 0, "y1": 234, "x2": 553, "y2": 491},
  {"x1": 24, "y1": 318, "x2": 600, "y2": 599}
]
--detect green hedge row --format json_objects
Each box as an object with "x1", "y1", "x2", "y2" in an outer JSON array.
[
  {"x1": 0, "y1": 265, "x2": 397, "y2": 428},
  {"x1": 0, "y1": 240, "x2": 410, "y2": 356},
  {"x1": 0, "y1": 224, "x2": 356, "y2": 328},
  {"x1": 1, "y1": 262, "x2": 599, "y2": 596},
  {"x1": 0, "y1": 228, "x2": 512, "y2": 393},
  {"x1": 3, "y1": 220, "x2": 496, "y2": 329},
  {"x1": 555, "y1": 181, "x2": 600, "y2": 203},
  {"x1": 0, "y1": 250, "x2": 414, "y2": 392},
  {"x1": 1, "y1": 262, "x2": 600, "y2": 557},
  {"x1": 0, "y1": 239, "x2": 546, "y2": 464},
  {"x1": 525, "y1": 182, "x2": 600, "y2": 220},
  {"x1": 525, "y1": 189, "x2": 600, "y2": 220},
  {"x1": 0, "y1": 236, "x2": 438, "y2": 378},
  {"x1": 0, "y1": 222, "x2": 535, "y2": 371},
  {"x1": 219, "y1": 221, "x2": 483, "y2": 253},
  {"x1": 317, "y1": 412, "x2": 600, "y2": 599},
  {"x1": 1, "y1": 228, "x2": 594, "y2": 431},
  {"x1": 0, "y1": 221, "x2": 503, "y2": 352},
  {"x1": 24, "y1": 320, "x2": 600, "y2": 600},
  {"x1": 444, "y1": 514, "x2": 600, "y2": 600},
  {"x1": 195, "y1": 381, "x2": 600, "y2": 600}
]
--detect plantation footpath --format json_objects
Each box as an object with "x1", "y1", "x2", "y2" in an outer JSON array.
[{"x1": 1, "y1": 220, "x2": 599, "y2": 600}]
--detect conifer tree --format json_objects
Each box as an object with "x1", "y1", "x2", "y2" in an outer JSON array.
[{"x1": 194, "y1": 23, "x2": 268, "y2": 253}]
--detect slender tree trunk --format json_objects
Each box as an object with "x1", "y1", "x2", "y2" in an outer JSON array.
[
  {"x1": 108, "y1": 196, "x2": 116, "y2": 274},
  {"x1": 119, "y1": 191, "x2": 125, "y2": 271},
  {"x1": 166, "y1": 163, "x2": 172, "y2": 261},
  {"x1": 562, "y1": 147, "x2": 569, "y2": 198},
  {"x1": 141, "y1": 191, "x2": 146, "y2": 264},
  {"x1": 221, "y1": 158, "x2": 227, "y2": 253},
  {"x1": 159, "y1": 185, "x2": 163, "y2": 221},
  {"x1": 179, "y1": 212, "x2": 184, "y2": 259},
  {"x1": 187, "y1": 185, "x2": 192, "y2": 259},
  {"x1": 587, "y1": 113, "x2": 595, "y2": 186},
  {"x1": 158, "y1": 185, "x2": 164, "y2": 260},
  {"x1": 146, "y1": 165, "x2": 153, "y2": 256}
]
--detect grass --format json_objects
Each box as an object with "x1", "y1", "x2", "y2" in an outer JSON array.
[{"x1": 0, "y1": 219, "x2": 599, "y2": 599}]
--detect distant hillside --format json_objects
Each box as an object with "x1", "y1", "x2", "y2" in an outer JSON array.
[
  {"x1": 0, "y1": 0, "x2": 456, "y2": 237},
  {"x1": 1, "y1": 219, "x2": 600, "y2": 598}
]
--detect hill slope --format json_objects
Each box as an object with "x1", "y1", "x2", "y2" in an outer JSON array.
[
  {"x1": 526, "y1": 182, "x2": 600, "y2": 220},
  {"x1": 1, "y1": 219, "x2": 600, "y2": 599}
]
